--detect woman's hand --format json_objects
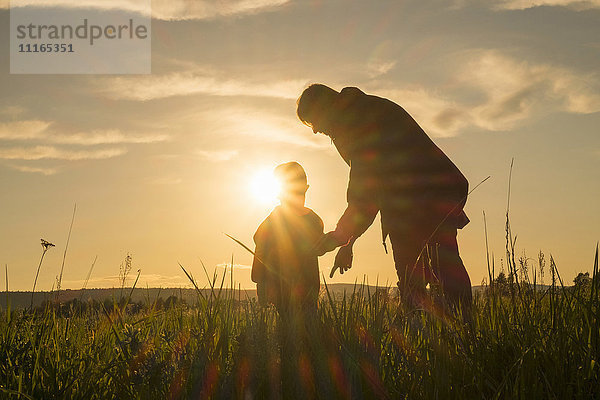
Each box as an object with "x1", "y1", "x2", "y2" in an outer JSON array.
[{"x1": 330, "y1": 241, "x2": 354, "y2": 278}]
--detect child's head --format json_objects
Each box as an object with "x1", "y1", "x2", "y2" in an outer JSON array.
[{"x1": 274, "y1": 162, "x2": 309, "y2": 208}]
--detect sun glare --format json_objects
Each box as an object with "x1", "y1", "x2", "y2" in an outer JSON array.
[{"x1": 250, "y1": 169, "x2": 281, "y2": 205}]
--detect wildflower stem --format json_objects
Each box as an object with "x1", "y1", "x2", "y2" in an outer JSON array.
[{"x1": 31, "y1": 248, "x2": 48, "y2": 310}]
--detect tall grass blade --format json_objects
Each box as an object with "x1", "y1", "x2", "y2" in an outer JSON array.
[
  {"x1": 31, "y1": 240, "x2": 54, "y2": 309},
  {"x1": 56, "y1": 203, "x2": 76, "y2": 301},
  {"x1": 79, "y1": 255, "x2": 98, "y2": 302},
  {"x1": 5, "y1": 264, "x2": 9, "y2": 323},
  {"x1": 123, "y1": 269, "x2": 141, "y2": 311}
]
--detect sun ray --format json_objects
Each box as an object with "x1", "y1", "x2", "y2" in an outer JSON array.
[{"x1": 249, "y1": 168, "x2": 281, "y2": 205}]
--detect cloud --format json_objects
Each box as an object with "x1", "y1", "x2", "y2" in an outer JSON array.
[
  {"x1": 99, "y1": 72, "x2": 308, "y2": 101},
  {"x1": 138, "y1": 274, "x2": 193, "y2": 287},
  {"x1": 464, "y1": 50, "x2": 600, "y2": 130},
  {"x1": 379, "y1": 87, "x2": 469, "y2": 137},
  {"x1": 0, "y1": 120, "x2": 52, "y2": 140},
  {"x1": 493, "y1": 0, "x2": 600, "y2": 10},
  {"x1": 217, "y1": 263, "x2": 252, "y2": 270},
  {"x1": 367, "y1": 60, "x2": 397, "y2": 79},
  {"x1": 5, "y1": 0, "x2": 291, "y2": 20},
  {"x1": 49, "y1": 130, "x2": 169, "y2": 145},
  {"x1": 0, "y1": 120, "x2": 168, "y2": 173},
  {"x1": 61, "y1": 273, "x2": 192, "y2": 288},
  {"x1": 0, "y1": 121, "x2": 170, "y2": 145},
  {"x1": 549, "y1": 70, "x2": 600, "y2": 114},
  {"x1": 0, "y1": 146, "x2": 127, "y2": 160},
  {"x1": 59, "y1": 274, "x2": 121, "y2": 288},
  {"x1": 197, "y1": 149, "x2": 239, "y2": 162},
  {"x1": 152, "y1": 0, "x2": 290, "y2": 20},
  {"x1": 448, "y1": 0, "x2": 600, "y2": 10},
  {"x1": 209, "y1": 107, "x2": 331, "y2": 148},
  {"x1": 366, "y1": 40, "x2": 398, "y2": 78},
  {"x1": 380, "y1": 50, "x2": 600, "y2": 135},
  {"x1": 7, "y1": 164, "x2": 59, "y2": 175}
]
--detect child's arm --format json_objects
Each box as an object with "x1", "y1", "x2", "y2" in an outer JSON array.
[
  {"x1": 251, "y1": 218, "x2": 270, "y2": 284},
  {"x1": 251, "y1": 245, "x2": 266, "y2": 283},
  {"x1": 252, "y1": 220, "x2": 270, "y2": 305},
  {"x1": 252, "y1": 250, "x2": 267, "y2": 306},
  {"x1": 311, "y1": 214, "x2": 325, "y2": 291}
]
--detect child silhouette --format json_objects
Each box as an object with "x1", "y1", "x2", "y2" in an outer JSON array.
[
  {"x1": 251, "y1": 162, "x2": 324, "y2": 315},
  {"x1": 251, "y1": 162, "x2": 327, "y2": 397}
]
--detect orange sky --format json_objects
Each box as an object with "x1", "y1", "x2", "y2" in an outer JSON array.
[{"x1": 1, "y1": 0, "x2": 599, "y2": 291}]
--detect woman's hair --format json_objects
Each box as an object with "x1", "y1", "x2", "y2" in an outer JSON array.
[{"x1": 296, "y1": 83, "x2": 338, "y2": 127}]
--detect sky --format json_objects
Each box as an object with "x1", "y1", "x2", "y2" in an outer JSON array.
[{"x1": 1, "y1": 0, "x2": 599, "y2": 291}]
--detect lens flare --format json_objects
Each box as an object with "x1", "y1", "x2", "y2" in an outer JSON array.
[{"x1": 250, "y1": 168, "x2": 281, "y2": 205}]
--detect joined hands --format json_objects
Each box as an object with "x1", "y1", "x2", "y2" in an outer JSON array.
[
  {"x1": 329, "y1": 244, "x2": 353, "y2": 278},
  {"x1": 313, "y1": 231, "x2": 355, "y2": 278}
]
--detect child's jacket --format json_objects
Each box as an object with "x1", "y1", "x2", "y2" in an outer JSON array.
[{"x1": 252, "y1": 206, "x2": 323, "y2": 309}]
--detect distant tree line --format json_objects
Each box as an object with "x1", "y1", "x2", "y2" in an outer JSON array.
[
  {"x1": 33, "y1": 295, "x2": 190, "y2": 317},
  {"x1": 488, "y1": 270, "x2": 593, "y2": 296}
]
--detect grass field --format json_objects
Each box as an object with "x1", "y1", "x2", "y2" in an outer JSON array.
[{"x1": 1, "y1": 245, "x2": 599, "y2": 400}]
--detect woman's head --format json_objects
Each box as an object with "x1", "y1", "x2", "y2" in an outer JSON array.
[{"x1": 296, "y1": 84, "x2": 339, "y2": 135}]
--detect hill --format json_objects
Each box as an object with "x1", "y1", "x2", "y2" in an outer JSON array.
[{"x1": 0, "y1": 283, "x2": 393, "y2": 309}]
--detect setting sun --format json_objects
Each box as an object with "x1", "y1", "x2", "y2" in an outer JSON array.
[{"x1": 249, "y1": 168, "x2": 281, "y2": 205}]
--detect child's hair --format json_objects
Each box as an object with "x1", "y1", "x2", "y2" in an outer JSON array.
[{"x1": 274, "y1": 162, "x2": 308, "y2": 194}]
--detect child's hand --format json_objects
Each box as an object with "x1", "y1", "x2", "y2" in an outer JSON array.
[
  {"x1": 314, "y1": 231, "x2": 342, "y2": 256},
  {"x1": 329, "y1": 243, "x2": 354, "y2": 278}
]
